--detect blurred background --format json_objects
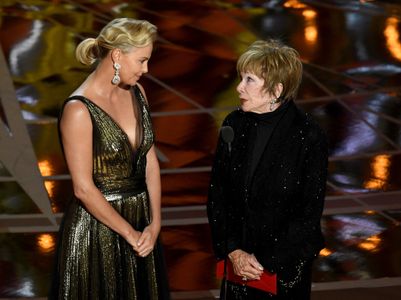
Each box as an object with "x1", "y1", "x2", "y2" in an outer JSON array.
[{"x1": 1, "y1": 0, "x2": 401, "y2": 299}]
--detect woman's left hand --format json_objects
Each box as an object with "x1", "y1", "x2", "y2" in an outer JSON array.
[
  {"x1": 228, "y1": 249, "x2": 264, "y2": 280},
  {"x1": 136, "y1": 223, "x2": 160, "y2": 257}
]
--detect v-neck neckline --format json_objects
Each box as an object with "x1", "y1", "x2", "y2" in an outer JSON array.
[{"x1": 71, "y1": 87, "x2": 143, "y2": 153}]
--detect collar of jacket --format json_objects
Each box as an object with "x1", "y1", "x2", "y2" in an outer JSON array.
[{"x1": 226, "y1": 100, "x2": 304, "y2": 198}]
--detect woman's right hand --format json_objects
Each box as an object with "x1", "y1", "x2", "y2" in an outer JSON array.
[
  {"x1": 228, "y1": 249, "x2": 264, "y2": 280},
  {"x1": 125, "y1": 229, "x2": 142, "y2": 252}
]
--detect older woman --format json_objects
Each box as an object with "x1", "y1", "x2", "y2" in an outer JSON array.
[
  {"x1": 49, "y1": 18, "x2": 169, "y2": 299},
  {"x1": 207, "y1": 39, "x2": 328, "y2": 299}
]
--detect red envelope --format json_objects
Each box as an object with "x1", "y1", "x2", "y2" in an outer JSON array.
[{"x1": 216, "y1": 259, "x2": 277, "y2": 295}]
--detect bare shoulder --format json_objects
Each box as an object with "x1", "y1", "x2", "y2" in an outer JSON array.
[{"x1": 60, "y1": 100, "x2": 91, "y2": 128}]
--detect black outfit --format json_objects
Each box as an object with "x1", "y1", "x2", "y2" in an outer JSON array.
[{"x1": 207, "y1": 101, "x2": 328, "y2": 299}]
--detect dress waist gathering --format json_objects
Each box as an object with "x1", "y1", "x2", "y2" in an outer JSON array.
[{"x1": 98, "y1": 177, "x2": 147, "y2": 201}]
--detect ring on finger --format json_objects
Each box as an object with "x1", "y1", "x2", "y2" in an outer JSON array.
[{"x1": 242, "y1": 276, "x2": 247, "y2": 281}]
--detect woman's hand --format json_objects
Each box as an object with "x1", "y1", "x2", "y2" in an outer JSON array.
[
  {"x1": 136, "y1": 223, "x2": 160, "y2": 257},
  {"x1": 228, "y1": 249, "x2": 264, "y2": 280},
  {"x1": 125, "y1": 229, "x2": 142, "y2": 253}
]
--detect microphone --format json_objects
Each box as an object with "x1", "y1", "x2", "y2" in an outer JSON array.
[{"x1": 221, "y1": 126, "x2": 234, "y2": 153}]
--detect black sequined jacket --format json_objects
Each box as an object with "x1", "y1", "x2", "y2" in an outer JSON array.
[{"x1": 207, "y1": 100, "x2": 328, "y2": 285}]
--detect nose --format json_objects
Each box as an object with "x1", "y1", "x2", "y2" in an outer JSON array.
[
  {"x1": 236, "y1": 79, "x2": 244, "y2": 94},
  {"x1": 142, "y1": 61, "x2": 148, "y2": 74}
]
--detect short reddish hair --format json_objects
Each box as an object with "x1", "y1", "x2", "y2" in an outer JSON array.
[{"x1": 237, "y1": 39, "x2": 303, "y2": 100}]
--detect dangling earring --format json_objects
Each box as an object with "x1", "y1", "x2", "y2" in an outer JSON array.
[
  {"x1": 111, "y1": 62, "x2": 121, "y2": 85},
  {"x1": 269, "y1": 98, "x2": 280, "y2": 111}
]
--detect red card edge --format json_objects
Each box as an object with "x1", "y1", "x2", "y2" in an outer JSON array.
[{"x1": 216, "y1": 260, "x2": 277, "y2": 295}]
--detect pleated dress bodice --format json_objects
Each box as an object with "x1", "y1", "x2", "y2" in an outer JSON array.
[{"x1": 65, "y1": 85, "x2": 154, "y2": 198}]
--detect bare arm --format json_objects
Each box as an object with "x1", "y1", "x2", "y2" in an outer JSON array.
[
  {"x1": 134, "y1": 83, "x2": 162, "y2": 257},
  {"x1": 60, "y1": 100, "x2": 140, "y2": 250},
  {"x1": 145, "y1": 145, "x2": 162, "y2": 229},
  {"x1": 136, "y1": 143, "x2": 162, "y2": 258}
]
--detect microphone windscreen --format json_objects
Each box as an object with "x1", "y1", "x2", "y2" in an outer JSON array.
[{"x1": 221, "y1": 126, "x2": 234, "y2": 144}]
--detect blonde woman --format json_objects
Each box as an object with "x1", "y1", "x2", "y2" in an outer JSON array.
[{"x1": 50, "y1": 18, "x2": 169, "y2": 299}]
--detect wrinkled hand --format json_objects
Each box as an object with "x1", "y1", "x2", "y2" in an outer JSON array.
[
  {"x1": 136, "y1": 223, "x2": 159, "y2": 257},
  {"x1": 228, "y1": 249, "x2": 264, "y2": 280}
]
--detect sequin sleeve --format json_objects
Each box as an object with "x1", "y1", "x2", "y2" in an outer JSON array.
[
  {"x1": 261, "y1": 123, "x2": 328, "y2": 280},
  {"x1": 287, "y1": 126, "x2": 328, "y2": 247}
]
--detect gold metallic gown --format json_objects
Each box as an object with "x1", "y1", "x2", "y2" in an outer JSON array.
[{"x1": 49, "y1": 85, "x2": 169, "y2": 299}]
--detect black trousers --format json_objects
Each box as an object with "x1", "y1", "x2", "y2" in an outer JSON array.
[{"x1": 221, "y1": 263, "x2": 312, "y2": 300}]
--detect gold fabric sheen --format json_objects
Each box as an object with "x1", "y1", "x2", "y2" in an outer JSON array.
[{"x1": 51, "y1": 85, "x2": 163, "y2": 299}]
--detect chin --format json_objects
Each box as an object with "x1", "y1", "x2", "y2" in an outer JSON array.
[{"x1": 240, "y1": 105, "x2": 250, "y2": 112}]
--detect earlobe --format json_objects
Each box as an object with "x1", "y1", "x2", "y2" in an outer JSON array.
[
  {"x1": 275, "y1": 83, "x2": 283, "y2": 98},
  {"x1": 111, "y1": 48, "x2": 121, "y2": 63}
]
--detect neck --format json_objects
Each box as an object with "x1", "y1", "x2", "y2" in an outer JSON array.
[{"x1": 87, "y1": 63, "x2": 129, "y2": 99}]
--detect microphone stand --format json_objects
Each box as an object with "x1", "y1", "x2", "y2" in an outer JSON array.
[{"x1": 220, "y1": 126, "x2": 234, "y2": 300}]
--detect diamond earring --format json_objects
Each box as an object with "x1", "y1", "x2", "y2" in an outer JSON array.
[
  {"x1": 111, "y1": 62, "x2": 121, "y2": 85},
  {"x1": 269, "y1": 98, "x2": 280, "y2": 111}
]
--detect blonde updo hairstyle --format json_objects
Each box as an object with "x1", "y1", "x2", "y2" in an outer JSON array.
[
  {"x1": 237, "y1": 39, "x2": 303, "y2": 101},
  {"x1": 76, "y1": 18, "x2": 157, "y2": 66}
]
